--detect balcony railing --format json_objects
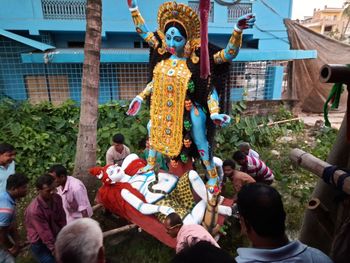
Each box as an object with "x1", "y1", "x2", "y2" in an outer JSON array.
[
  {"x1": 188, "y1": 1, "x2": 214, "y2": 22},
  {"x1": 227, "y1": 3, "x2": 252, "y2": 22},
  {"x1": 41, "y1": 0, "x2": 86, "y2": 20}
]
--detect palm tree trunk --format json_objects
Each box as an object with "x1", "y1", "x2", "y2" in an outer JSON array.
[{"x1": 73, "y1": 0, "x2": 102, "y2": 197}]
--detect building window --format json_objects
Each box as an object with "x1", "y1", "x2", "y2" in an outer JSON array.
[
  {"x1": 134, "y1": 41, "x2": 150, "y2": 48},
  {"x1": 116, "y1": 64, "x2": 148, "y2": 100},
  {"x1": 227, "y1": 3, "x2": 252, "y2": 23},
  {"x1": 68, "y1": 42, "x2": 85, "y2": 48},
  {"x1": 188, "y1": 1, "x2": 214, "y2": 22},
  {"x1": 41, "y1": 0, "x2": 87, "y2": 20},
  {"x1": 25, "y1": 75, "x2": 70, "y2": 105},
  {"x1": 324, "y1": 25, "x2": 332, "y2": 32}
]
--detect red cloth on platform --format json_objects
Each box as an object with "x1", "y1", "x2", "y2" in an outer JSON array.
[
  {"x1": 96, "y1": 181, "x2": 233, "y2": 248},
  {"x1": 96, "y1": 182, "x2": 177, "y2": 248}
]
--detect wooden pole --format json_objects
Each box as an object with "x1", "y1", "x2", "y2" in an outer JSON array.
[
  {"x1": 258, "y1": 117, "x2": 300, "y2": 127},
  {"x1": 92, "y1": 203, "x2": 103, "y2": 212},
  {"x1": 289, "y1": 148, "x2": 350, "y2": 194},
  {"x1": 103, "y1": 224, "x2": 137, "y2": 238}
]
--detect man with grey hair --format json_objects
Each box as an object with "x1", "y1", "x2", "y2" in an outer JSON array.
[
  {"x1": 55, "y1": 218, "x2": 105, "y2": 263},
  {"x1": 238, "y1": 142, "x2": 260, "y2": 159}
]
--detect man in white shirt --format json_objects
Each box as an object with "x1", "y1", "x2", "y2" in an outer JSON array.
[
  {"x1": 106, "y1": 133, "x2": 130, "y2": 166},
  {"x1": 0, "y1": 143, "x2": 16, "y2": 193}
]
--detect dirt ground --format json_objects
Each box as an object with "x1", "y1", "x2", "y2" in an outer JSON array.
[{"x1": 299, "y1": 110, "x2": 345, "y2": 130}]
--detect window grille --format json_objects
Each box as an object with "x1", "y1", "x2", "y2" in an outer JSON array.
[
  {"x1": 227, "y1": 3, "x2": 252, "y2": 23},
  {"x1": 41, "y1": 0, "x2": 87, "y2": 20},
  {"x1": 0, "y1": 36, "x2": 288, "y2": 105},
  {"x1": 188, "y1": 1, "x2": 214, "y2": 22}
]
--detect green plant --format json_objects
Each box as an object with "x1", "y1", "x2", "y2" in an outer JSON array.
[
  {"x1": 311, "y1": 127, "x2": 338, "y2": 161},
  {"x1": 2, "y1": 99, "x2": 339, "y2": 262},
  {"x1": 0, "y1": 99, "x2": 149, "y2": 181}
]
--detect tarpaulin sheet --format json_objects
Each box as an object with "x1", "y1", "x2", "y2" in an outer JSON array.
[{"x1": 284, "y1": 19, "x2": 350, "y2": 112}]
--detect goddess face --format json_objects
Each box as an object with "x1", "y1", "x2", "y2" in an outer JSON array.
[{"x1": 165, "y1": 26, "x2": 186, "y2": 57}]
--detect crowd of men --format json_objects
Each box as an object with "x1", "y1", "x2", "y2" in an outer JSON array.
[
  {"x1": 0, "y1": 138, "x2": 334, "y2": 262},
  {"x1": 0, "y1": 142, "x2": 98, "y2": 263}
]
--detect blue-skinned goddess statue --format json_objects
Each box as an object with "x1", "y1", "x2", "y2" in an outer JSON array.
[{"x1": 126, "y1": 0, "x2": 255, "y2": 193}]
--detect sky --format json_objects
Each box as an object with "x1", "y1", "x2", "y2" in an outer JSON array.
[{"x1": 292, "y1": 0, "x2": 345, "y2": 20}]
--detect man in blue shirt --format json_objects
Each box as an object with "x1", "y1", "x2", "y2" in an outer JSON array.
[
  {"x1": 0, "y1": 143, "x2": 16, "y2": 193},
  {"x1": 0, "y1": 173, "x2": 28, "y2": 262},
  {"x1": 235, "y1": 183, "x2": 333, "y2": 263}
]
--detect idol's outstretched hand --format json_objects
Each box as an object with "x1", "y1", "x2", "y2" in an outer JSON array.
[
  {"x1": 210, "y1": 113, "x2": 231, "y2": 127},
  {"x1": 127, "y1": 0, "x2": 137, "y2": 9},
  {"x1": 127, "y1": 96, "x2": 142, "y2": 116},
  {"x1": 235, "y1": 13, "x2": 256, "y2": 31}
]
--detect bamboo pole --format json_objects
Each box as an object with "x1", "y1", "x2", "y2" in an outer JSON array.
[
  {"x1": 289, "y1": 148, "x2": 350, "y2": 194},
  {"x1": 103, "y1": 224, "x2": 137, "y2": 238},
  {"x1": 92, "y1": 203, "x2": 103, "y2": 212},
  {"x1": 258, "y1": 117, "x2": 300, "y2": 127}
]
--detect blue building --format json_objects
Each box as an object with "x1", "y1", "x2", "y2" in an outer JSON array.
[{"x1": 0, "y1": 0, "x2": 315, "y2": 104}]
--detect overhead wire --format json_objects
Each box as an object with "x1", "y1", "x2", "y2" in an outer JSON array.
[{"x1": 235, "y1": 0, "x2": 290, "y2": 44}]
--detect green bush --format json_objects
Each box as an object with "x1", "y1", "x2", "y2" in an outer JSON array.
[
  {"x1": 0, "y1": 99, "x2": 149, "y2": 181},
  {"x1": 1, "y1": 99, "x2": 307, "y2": 182}
]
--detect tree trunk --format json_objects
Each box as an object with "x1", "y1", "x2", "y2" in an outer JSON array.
[{"x1": 73, "y1": 0, "x2": 102, "y2": 199}]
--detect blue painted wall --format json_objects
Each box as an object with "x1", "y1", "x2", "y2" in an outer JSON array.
[
  {"x1": 0, "y1": 0, "x2": 313, "y2": 103},
  {"x1": 0, "y1": 0, "x2": 292, "y2": 51}
]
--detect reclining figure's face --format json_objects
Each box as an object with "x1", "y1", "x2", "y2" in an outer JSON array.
[
  {"x1": 165, "y1": 26, "x2": 186, "y2": 57},
  {"x1": 106, "y1": 165, "x2": 125, "y2": 183}
]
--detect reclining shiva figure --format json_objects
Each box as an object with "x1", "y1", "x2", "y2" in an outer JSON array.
[
  {"x1": 126, "y1": 0, "x2": 255, "y2": 192},
  {"x1": 90, "y1": 154, "x2": 232, "y2": 224}
]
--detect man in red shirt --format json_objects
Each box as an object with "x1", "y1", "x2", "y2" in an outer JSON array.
[{"x1": 25, "y1": 174, "x2": 66, "y2": 263}]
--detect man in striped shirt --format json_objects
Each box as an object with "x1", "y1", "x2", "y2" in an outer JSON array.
[{"x1": 233, "y1": 151, "x2": 274, "y2": 184}]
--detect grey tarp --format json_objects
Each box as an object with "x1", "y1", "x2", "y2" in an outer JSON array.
[{"x1": 284, "y1": 19, "x2": 350, "y2": 112}]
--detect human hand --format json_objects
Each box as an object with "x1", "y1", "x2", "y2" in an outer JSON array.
[
  {"x1": 235, "y1": 13, "x2": 256, "y2": 32},
  {"x1": 8, "y1": 245, "x2": 20, "y2": 257},
  {"x1": 127, "y1": 0, "x2": 138, "y2": 9},
  {"x1": 127, "y1": 96, "x2": 142, "y2": 116},
  {"x1": 210, "y1": 113, "x2": 231, "y2": 127}
]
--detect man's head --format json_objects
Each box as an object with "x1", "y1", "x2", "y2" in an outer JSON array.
[
  {"x1": 112, "y1": 133, "x2": 125, "y2": 153},
  {"x1": 232, "y1": 151, "x2": 247, "y2": 166},
  {"x1": 222, "y1": 159, "x2": 236, "y2": 178},
  {"x1": 237, "y1": 183, "x2": 286, "y2": 240},
  {"x1": 36, "y1": 174, "x2": 56, "y2": 201},
  {"x1": 55, "y1": 218, "x2": 104, "y2": 263},
  {"x1": 164, "y1": 213, "x2": 183, "y2": 238},
  {"x1": 48, "y1": 164, "x2": 68, "y2": 187},
  {"x1": 6, "y1": 173, "x2": 29, "y2": 199},
  {"x1": 238, "y1": 142, "x2": 251, "y2": 155},
  {"x1": 0, "y1": 143, "x2": 16, "y2": 167},
  {"x1": 171, "y1": 241, "x2": 234, "y2": 263}
]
